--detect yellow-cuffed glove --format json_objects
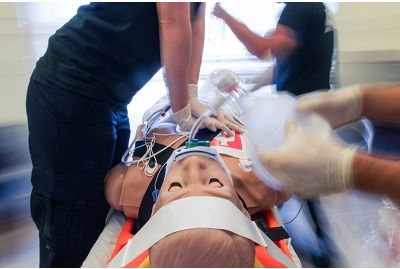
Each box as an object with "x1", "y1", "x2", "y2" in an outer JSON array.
[
  {"x1": 188, "y1": 84, "x2": 245, "y2": 135},
  {"x1": 171, "y1": 103, "x2": 197, "y2": 132},
  {"x1": 257, "y1": 121, "x2": 357, "y2": 198},
  {"x1": 297, "y1": 85, "x2": 363, "y2": 128},
  {"x1": 171, "y1": 103, "x2": 234, "y2": 136}
]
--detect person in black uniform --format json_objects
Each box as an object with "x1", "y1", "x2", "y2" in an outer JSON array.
[
  {"x1": 213, "y1": 2, "x2": 335, "y2": 95},
  {"x1": 213, "y1": 3, "x2": 338, "y2": 267},
  {"x1": 26, "y1": 3, "x2": 243, "y2": 267}
]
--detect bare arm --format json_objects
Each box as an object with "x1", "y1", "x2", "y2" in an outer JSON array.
[
  {"x1": 297, "y1": 83, "x2": 400, "y2": 128},
  {"x1": 188, "y1": 3, "x2": 206, "y2": 85},
  {"x1": 213, "y1": 3, "x2": 296, "y2": 59},
  {"x1": 157, "y1": 3, "x2": 191, "y2": 113},
  {"x1": 353, "y1": 152, "x2": 400, "y2": 202},
  {"x1": 362, "y1": 83, "x2": 400, "y2": 124}
]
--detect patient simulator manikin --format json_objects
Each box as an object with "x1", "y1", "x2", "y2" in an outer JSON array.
[
  {"x1": 81, "y1": 76, "x2": 302, "y2": 267},
  {"x1": 83, "y1": 144, "x2": 300, "y2": 267}
]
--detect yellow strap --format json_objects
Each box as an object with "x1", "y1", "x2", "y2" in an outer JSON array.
[
  {"x1": 254, "y1": 257, "x2": 265, "y2": 268},
  {"x1": 137, "y1": 256, "x2": 150, "y2": 268}
]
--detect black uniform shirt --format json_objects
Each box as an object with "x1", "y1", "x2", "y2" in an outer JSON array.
[
  {"x1": 274, "y1": 3, "x2": 334, "y2": 96},
  {"x1": 35, "y1": 3, "x2": 162, "y2": 106}
]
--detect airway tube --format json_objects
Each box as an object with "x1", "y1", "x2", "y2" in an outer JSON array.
[{"x1": 188, "y1": 108, "x2": 213, "y2": 141}]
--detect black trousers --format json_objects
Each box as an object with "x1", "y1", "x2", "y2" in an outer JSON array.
[{"x1": 26, "y1": 71, "x2": 130, "y2": 267}]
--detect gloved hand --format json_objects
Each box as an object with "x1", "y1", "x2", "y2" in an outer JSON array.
[
  {"x1": 297, "y1": 85, "x2": 363, "y2": 128},
  {"x1": 171, "y1": 103, "x2": 236, "y2": 136},
  {"x1": 171, "y1": 103, "x2": 197, "y2": 132},
  {"x1": 187, "y1": 84, "x2": 245, "y2": 134},
  {"x1": 257, "y1": 121, "x2": 357, "y2": 198}
]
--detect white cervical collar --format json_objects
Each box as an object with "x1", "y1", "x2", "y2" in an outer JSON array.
[{"x1": 108, "y1": 196, "x2": 295, "y2": 268}]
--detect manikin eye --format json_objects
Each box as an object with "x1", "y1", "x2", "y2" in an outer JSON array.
[
  {"x1": 209, "y1": 178, "x2": 223, "y2": 188},
  {"x1": 168, "y1": 182, "x2": 182, "y2": 192}
]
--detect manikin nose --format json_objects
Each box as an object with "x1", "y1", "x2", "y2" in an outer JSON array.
[{"x1": 180, "y1": 155, "x2": 209, "y2": 186}]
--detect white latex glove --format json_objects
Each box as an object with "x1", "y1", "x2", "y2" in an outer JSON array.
[
  {"x1": 297, "y1": 85, "x2": 363, "y2": 128},
  {"x1": 171, "y1": 103, "x2": 197, "y2": 132},
  {"x1": 187, "y1": 84, "x2": 245, "y2": 134},
  {"x1": 187, "y1": 84, "x2": 208, "y2": 117},
  {"x1": 171, "y1": 103, "x2": 235, "y2": 136},
  {"x1": 257, "y1": 121, "x2": 357, "y2": 198}
]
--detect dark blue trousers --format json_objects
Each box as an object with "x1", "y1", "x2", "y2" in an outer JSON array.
[{"x1": 26, "y1": 71, "x2": 130, "y2": 267}]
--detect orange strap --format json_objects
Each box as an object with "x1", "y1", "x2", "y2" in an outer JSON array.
[
  {"x1": 110, "y1": 210, "x2": 293, "y2": 268},
  {"x1": 255, "y1": 244, "x2": 287, "y2": 268},
  {"x1": 110, "y1": 218, "x2": 135, "y2": 261},
  {"x1": 263, "y1": 210, "x2": 292, "y2": 260},
  {"x1": 109, "y1": 218, "x2": 149, "y2": 267}
]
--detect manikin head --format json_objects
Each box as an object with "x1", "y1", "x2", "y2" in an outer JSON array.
[{"x1": 148, "y1": 146, "x2": 255, "y2": 268}]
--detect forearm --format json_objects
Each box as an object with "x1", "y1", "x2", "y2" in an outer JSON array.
[
  {"x1": 157, "y1": 3, "x2": 191, "y2": 112},
  {"x1": 220, "y1": 12, "x2": 270, "y2": 58},
  {"x1": 353, "y1": 152, "x2": 400, "y2": 201},
  {"x1": 188, "y1": 3, "x2": 205, "y2": 85},
  {"x1": 362, "y1": 83, "x2": 400, "y2": 124}
]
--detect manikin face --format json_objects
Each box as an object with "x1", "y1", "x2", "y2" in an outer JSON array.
[
  {"x1": 149, "y1": 154, "x2": 255, "y2": 268},
  {"x1": 153, "y1": 155, "x2": 245, "y2": 215}
]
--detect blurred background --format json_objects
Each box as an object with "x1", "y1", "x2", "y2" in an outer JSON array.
[{"x1": 0, "y1": 2, "x2": 400, "y2": 267}]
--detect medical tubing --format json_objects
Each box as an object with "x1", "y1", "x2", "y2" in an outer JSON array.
[
  {"x1": 188, "y1": 90, "x2": 228, "y2": 141},
  {"x1": 121, "y1": 137, "x2": 138, "y2": 165},
  {"x1": 188, "y1": 108, "x2": 213, "y2": 141},
  {"x1": 121, "y1": 103, "x2": 173, "y2": 165},
  {"x1": 121, "y1": 107, "x2": 162, "y2": 165},
  {"x1": 283, "y1": 199, "x2": 304, "y2": 225}
]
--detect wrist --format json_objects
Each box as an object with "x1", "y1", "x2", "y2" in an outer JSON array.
[
  {"x1": 342, "y1": 85, "x2": 364, "y2": 123},
  {"x1": 187, "y1": 84, "x2": 211, "y2": 117},
  {"x1": 329, "y1": 146, "x2": 357, "y2": 192},
  {"x1": 190, "y1": 99, "x2": 208, "y2": 118},
  {"x1": 171, "y1": 103, "x2": 193, "y2": 130},
  {"x1": 220, "y1": 12, "x2": 229, "y2": 21},
  {"x1": 187, "y1": 84, "x2": 198, "y2": 101}
]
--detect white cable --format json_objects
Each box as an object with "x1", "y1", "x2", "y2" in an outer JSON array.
[
  {"x1": 153, "y1": 162, "x2": 168, "y2": 194},
  {"x1": 125, "y1": 134, "x2": 188, "y2": 166}
]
